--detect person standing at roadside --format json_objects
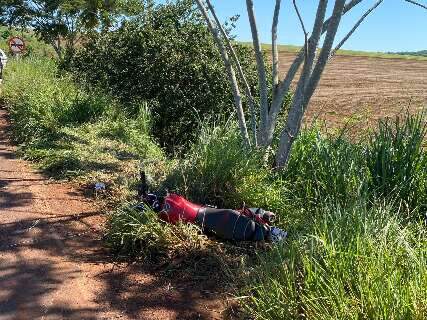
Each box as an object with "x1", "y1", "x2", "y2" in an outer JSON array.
[
  {"x1": 0, "y1": 55, "x2": 3, "y2": 84},
  {"x1": 0, "y1": 49, "x2": 7, "y2": 85}
]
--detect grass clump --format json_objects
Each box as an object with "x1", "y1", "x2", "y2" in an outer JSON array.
[
  {"x1": 163, "y1": 121, "x2": 263, "y2": 208},
  {"x1": 233, "y1": 112, "x2": 427, "y2": 319},
  {"x1": 366, "y1": 111, "x2": 427, "y2": 215},
  {"x1": 105, "y1": 202, "x2": 203, "y2": 259},
  {"x1": 1, "y1": 57, "x2": 109, "y2": 145},
  {"x1": 283, "y1": 129, "x2": 369, "y2": 207},
  {"x1": 240, "y1": 202, "x2": 427, "y2": 320}
]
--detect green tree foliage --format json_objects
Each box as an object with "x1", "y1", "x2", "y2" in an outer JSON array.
[
  {"x1": 67, "y1": 0, "x2": 260, "y2": 152},
  {"x1": 0, "y1": 0, "x2": 141, "y2": 58}
]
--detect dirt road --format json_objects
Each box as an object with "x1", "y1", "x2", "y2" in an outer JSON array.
[{"x1": 0, "y1": 107, "x2": 225, "y2": 320}]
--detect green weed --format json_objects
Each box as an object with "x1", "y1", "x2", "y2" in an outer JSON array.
[
  {"x1": 105, "y1": 202, "x2": 201, "y2": 258},
  {"x1": 1, "y1": 57, "x2": 165, "y2": 202},
  {"x1": 366, "y1": 111, "x2": 427, "y2": 215},
  {"x1": 240, "y1": 202, "x2": 427, "y2": 320},
  {"x1": 163, "y1": 120, "x2": 263, "y2": 208}
]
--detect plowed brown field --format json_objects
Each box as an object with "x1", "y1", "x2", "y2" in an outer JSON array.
[{"x1": 278, "y1": 52, "x2": 427, "y2": 130}]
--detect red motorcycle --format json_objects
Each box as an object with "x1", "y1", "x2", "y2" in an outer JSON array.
[{"x1": 138, "y1": 172, "x2": 287, "y2": 243}]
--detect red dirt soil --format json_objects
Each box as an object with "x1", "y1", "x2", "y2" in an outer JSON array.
[
  {"x1": 0, "y1": 107, "x2": 227, "y2": 320},
  {"x1": 278, "y1": 52, "x2": 427, "y2": 129}
]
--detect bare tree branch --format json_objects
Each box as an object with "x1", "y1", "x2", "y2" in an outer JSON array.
[
  {"x1": 194, "y1": 0, "x2": 251, "y2": 147},
  {"x1": 306, "y1": 0, "x2": 347, "y2": 101},
  {"x1": 404, "y1": 0, "x2": 427, "y2": 10},
  {"x1": 266, "y1": 0, "x2": 329, "y2": 145},
  {"x1": 246, "y1": 0, "x2": 269, "y2": 144},
  {"x1": 322, "y1": 0, "x2": 364, "y2": 32},
  {"x1": 293, "y1": 0, "x2": 309, "y2": 63},
  {"x1": 276, "y1": 0, "x2": 331, "y2": 167},
  {"x1": 205, "y1": 0, "x2": 258, "y2": 146},
  {"x1": 303, "y1": 0, "x2": 328, "y2": 86},
  {"x1": 292, "y1": 0, "x2": 327, "y2": 109},
  {"x1": 330, "y1": 0, "x2": 384, "y2": 58},
  {"x1": 268, "y1": 0, "x2": 366, "y2": 138},
  {"x1": 275, "y1": 0, "x2": 347, "y2": 168},
  {"x1": 272, "y1": 0, "x2": 282, "y2": 94}
]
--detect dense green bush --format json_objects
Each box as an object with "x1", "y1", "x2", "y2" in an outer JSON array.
[{"x1": 66, "y1": 0, "x2": 260, "y2": 152}]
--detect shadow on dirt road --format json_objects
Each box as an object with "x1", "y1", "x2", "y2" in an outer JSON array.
[{"x1": 0, "y1": 107, "x2": 227, "y2": 320}]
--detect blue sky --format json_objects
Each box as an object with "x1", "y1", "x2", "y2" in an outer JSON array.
[{"x1": 209, "y1": 0, "x2": 427, "y2": 52}]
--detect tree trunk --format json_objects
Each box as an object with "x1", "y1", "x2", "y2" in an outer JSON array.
[
  {"x1": 274, "y1": 88, "x2": 306, "y2": 168},
  {"x1": 246, "y1": 0, "x2": 269, "y2": 146},
  {"x1": 275, "y1": 0, "x2": 346, "y2": 169},
  {"x1": 195, "y1": 0, "x2": 251, "y2": 147}
]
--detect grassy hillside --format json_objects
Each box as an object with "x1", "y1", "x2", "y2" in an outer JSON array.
[
  {"x1": 239, "y1": 41, "x2": 427, "y2": 60},
  {"x1": 394, "y1": 49, "x2": 427, "y2": 57}
]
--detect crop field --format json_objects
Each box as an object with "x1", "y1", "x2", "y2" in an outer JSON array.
[{"x1": 278, "y1": 51, "x2": 427, "y2": 130}]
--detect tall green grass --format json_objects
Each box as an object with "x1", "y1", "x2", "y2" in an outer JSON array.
[
  {"x1": 283, "y1": 128, "x2": 369, "y2": 207},
  {"x1": 105, "y1": 202, "x2": 203, "y2": 259},
  {"x1": 2, "y1": 57, "x2": 109, "y2": 144},
  {"x1": 1, "y1": 57, "x2": 164, "y2": 201},
  {"x1": 240, "y1": 202, "x2": 427, "y2": 319},
  {"x1": 165, "y1": 111, "x2": 426, "y2": 223},
  {"x1": 162, "y1": 121, "x2": 264, "y2": 208},
  {"x1": 366, "y1": 112, "x2": 427, "y2": 215}
]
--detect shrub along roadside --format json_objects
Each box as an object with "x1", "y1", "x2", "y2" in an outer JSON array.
[{"x1": 65, "y1": 0, "x2": 262, "y2": 153}]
